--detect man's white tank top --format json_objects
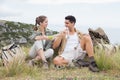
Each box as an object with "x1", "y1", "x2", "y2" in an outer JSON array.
[{"x1": 63, "y1": 32, "x2": 82, "y2": 52}]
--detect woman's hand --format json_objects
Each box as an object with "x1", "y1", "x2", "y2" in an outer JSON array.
[
  {"x1": 43, "y1": 35, "x2": 49, "y2": 40},
  {"x1": 35, "y1": 35, "x2": 49, "y2": 40},
  {"x1": 35, "y1": 36, "x2": 44, "y2": 40}
]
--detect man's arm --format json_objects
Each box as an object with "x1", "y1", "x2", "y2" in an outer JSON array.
[{"x1": 52, "y1": 32, "x2": 64, "y2": 49}]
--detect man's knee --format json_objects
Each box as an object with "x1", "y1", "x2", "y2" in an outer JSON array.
[
  {"x1": 83, "y1": 34, "x2": 92, "y2": 42},
  {"x1": 53, "y1": 56, "x2": 63, "y2": 65}
]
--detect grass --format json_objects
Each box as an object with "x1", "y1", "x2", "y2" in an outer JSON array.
[
  {"x1": 95, "y1": 50, "x2": 113, "y2": 70},
  {"x1": 0, "y1": 67, "x2": 120, "y2": 80},
  {"x1": 0, "y1": 45, "x2": 120, "y2": 80},
  {"x1": 94, "y1": 46, "x2": 120, "y2": 71}
]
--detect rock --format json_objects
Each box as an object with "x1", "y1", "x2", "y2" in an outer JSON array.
[
  {"x1": 88, "y1": 27, "x2": 110, "y2": 46},
  {"x1": 88, "y1": 27, "x2": 120, "y2": 54}
]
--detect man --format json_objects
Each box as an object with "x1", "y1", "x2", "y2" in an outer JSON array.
[{"x1": 52, "y1": 15, "x2": 99, "y2": 72}]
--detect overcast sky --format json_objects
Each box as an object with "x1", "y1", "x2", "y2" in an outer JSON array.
[
  {"x1": 0, "y1": 0, "x2": 120, "y2": 43},
  {"x1": 0, "y1": 0, "x2": 120, "y2": 27}
]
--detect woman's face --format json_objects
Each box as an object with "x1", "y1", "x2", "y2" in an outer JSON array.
[{"x1": 40, "y1": 18, "x2": 48, "y2": 28}]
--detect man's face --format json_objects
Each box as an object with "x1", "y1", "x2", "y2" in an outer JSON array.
[{"x1": 64, "y1": 20, "x2": 74, "y2": 28}]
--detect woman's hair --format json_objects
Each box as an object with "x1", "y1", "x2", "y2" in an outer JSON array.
[{"x1": 34, "y1": 15, "x2": 47, "y2": 31}]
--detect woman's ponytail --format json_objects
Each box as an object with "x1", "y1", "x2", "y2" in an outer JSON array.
[
  {"x1": 33, "y1": 15, "x2": 47, "y2": 31},
  {"x1": 33, "y1": 17, "x2": 38, "y2": 31}
]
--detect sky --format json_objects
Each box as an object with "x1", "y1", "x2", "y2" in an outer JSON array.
[{"x1": 0, "y1": 0, "x2": 120, "y2": 43}]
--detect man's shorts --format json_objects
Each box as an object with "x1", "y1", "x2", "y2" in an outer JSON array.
[{"x1": 60, "y1": 48, "x2": 86, "y2": 63}]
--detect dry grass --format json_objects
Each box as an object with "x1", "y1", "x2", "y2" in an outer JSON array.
[
  {"x1": 0, "y1": 67, "x2": 120, "y2": 80},
  {"x1": 0, "y1": 46, "x2": 120, "y2": 80}
]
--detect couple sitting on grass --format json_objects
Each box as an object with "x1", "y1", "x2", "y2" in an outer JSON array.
[{"x1": 28, "y1": 15, "x2": 99, "y2": 72}]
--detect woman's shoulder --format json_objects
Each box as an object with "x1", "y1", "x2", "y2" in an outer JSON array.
[{"x1": 29, "y1": 30, "x2": 42, "y2": 40}]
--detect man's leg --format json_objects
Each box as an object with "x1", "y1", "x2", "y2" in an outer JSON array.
[
  {"x1": 80, "y1": 34, "x2": 94, "y2": 57},
  {"x1": 80, "y1": 34, "x2": 99, "y2": 72},
  {"x1": 53, "y1": 56, "x2": 69, "y2": 66}
]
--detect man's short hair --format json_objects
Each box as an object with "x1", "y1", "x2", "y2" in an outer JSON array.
[{"x1": 65, "y1": 15, "x2": 76, "y2": 23}]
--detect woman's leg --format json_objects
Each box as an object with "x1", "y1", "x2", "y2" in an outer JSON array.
[
  {"x1": 29, "y1": 41, "x2": 48, "y2": 69},
  {"x1": 37, "y1": 49, "x2": 47, "y2": 62},
  {"x1": 44, "y1": 48, "x2": 54, "y2": 59}
]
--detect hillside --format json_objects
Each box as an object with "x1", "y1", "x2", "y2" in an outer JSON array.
[{"x1": 0, "y1": 20, "x2": 57, "y2": 48}]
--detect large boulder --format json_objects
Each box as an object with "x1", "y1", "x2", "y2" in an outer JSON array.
[
  {"x1": 88, "y1": 27, "x2": 110, "y2": 46},
  {"x1": 88, "y1": 27, "x2": 119, "y2": 54}
]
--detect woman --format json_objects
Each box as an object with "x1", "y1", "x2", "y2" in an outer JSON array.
[{"x1": 29, "y1": 15, "x2": 54, "y2": 69}]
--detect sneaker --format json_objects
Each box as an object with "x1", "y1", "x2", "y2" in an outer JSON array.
[
  {"x1": 28, "y1": 60, "x2": 35, "y2": 67},
  {"x1": 42, "y1": 62, "x2": 49, "y2": 69},
  {"x1": 72, "y1": 59, "x2": 89, "y2": 67},
  {"x1": 89, "y1": 62, "x2": 99, "y2": 72},
  {"x1": 54, "y1": 65, "x2": 65, "y2": 70},
  {"x1": 72, "y1": 60, "x2": 81, "y2": 67}
]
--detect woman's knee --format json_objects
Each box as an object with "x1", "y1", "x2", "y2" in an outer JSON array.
[
  {"x1": 48, "y1": 49, "x2": 54, "y2": 55},
  {"x1": 44, "y1": 49, "x2": 54, "y2": 58},
  {"x1": 34, "y1": 41, "x2": 43, "y2": 49}
]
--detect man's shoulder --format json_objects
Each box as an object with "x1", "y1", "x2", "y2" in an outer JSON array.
[
  {"x1": 76, "y1": 30, "x2": 90, "y2": 38},
  {"x1": 76, "y1": 29, "x2": 83, "y2": 34},
  {"x1": 59, "y1": 29, "x2": 67, "y2": 34}
]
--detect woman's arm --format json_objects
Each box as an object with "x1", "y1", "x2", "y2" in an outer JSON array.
[
  {"x1": 35, "y1": 35, "x2": 53, "y2": 41},
  {"x1": 35, "y1": 35, "x2": 44, "y2": 40}
]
